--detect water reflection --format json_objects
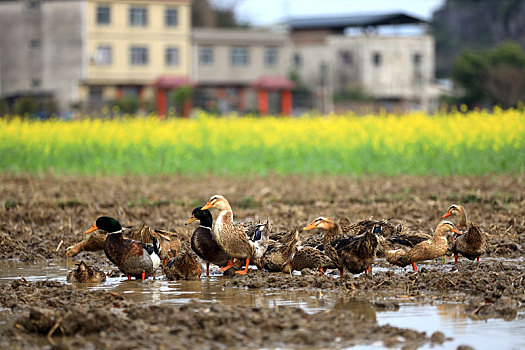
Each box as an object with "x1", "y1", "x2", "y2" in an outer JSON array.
[{"x1": 333, "y1": 298, "x2": 377, "y2": 323}]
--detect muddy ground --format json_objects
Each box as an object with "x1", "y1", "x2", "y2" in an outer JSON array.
[{"x1": 1, "y1": 174, "x2": 524, "y2": 349}]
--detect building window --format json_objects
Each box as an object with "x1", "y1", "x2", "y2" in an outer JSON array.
[
  {"x1": 97, "y1": 5, "x2": 110, "y2": 24},
  {"x1": 27, "y1": 1, "x2": 40, "y2": 10},
  {"x1": 165, "y1": 8, "x2": 178, "y2": 27},
  {"x1": 413, "y1": 53, "x2": 422, "y2": 66},
  {"x1": 199, "y1": 46, "x2": 214, "y2": 66},
  {"x1": 31, "y1": 79, "x2": 41, "y2": 88},
  {"x1": 89, "y1": 86, "x2": 103, "y2": 101},
  {"x1": 94, "y1": 45, "x2": 112, "y2": 65},
  {"x1": 293, "y1": 53, "x2": 302, "y2": 68},
  {"x1": 264, "y1": 47, "x2": 278, "y2": 67},
  {"x1": 29, "y1": 39, "x2": 40, "y2": 48},
  {"x1": 129, "y1": 7, "x2": 147, "y2": 26},
  {"x1": 130, "y1": 47, "x2": 148, "y2": 65},
  {"x1": 165, "y1": 47, "x2": 179, "y2": 66},
  {"x1": 122, "y1": 86, "x2": 140, "y2": 98},
  {"x1": 231, "y1": 46, "x2": 249, "y2": 67},
  {"x1": 373, "y1": 52, "x2": 382, "y2": 66},
  {"x1": 340, "y1": 50, "x2": 352, "y2": 66}
]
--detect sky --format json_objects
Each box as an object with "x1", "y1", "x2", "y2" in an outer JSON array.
[{"x1": 224, "y1": 0, "x2": 445, "y2": 26}]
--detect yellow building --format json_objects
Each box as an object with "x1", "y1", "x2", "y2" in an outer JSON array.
[{"x1": 82, "y1": 0, "x2": 191, "y2": 110}]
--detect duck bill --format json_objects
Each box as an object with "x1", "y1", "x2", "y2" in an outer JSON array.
[
  {"x1": 201, "y1": 201, "x2": 213, "y2": 210},
  {"x1": 441, "y1": 212, "x2": 452, "y2": 218},
  {"x1": 303, "y1": 222, "x2": 317, "y2": 231},
  {"x1": 185, "y1": 216, "x2": 197, "y2": 225},
  {"x1": 85, "y1": 224, "x2": 98, "y2": 234},
  {"x1": 452, "y1": 228, "x2": 463, "y2": 235}
]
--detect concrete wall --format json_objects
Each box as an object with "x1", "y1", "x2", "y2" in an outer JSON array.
[
  {"x1": 191, "y1": 28, "x2": 292, "y2": 85},
  {"x1": 293, "y1": 34, "x2": 435, "y2": 104},
  {"x1": 0, "y1": 0, "x2": 83, "y2": 111},
  {"x1": 41, "y1": 1, "x2": 84, "y2": 110}
]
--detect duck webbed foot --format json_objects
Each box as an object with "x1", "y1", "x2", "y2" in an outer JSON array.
[
  {"x1": 235, "y1": 258, "x2": 250, "y2": 275},
  {"x1": 219, "y1": 258, "x2": 235, "y2": 272}
]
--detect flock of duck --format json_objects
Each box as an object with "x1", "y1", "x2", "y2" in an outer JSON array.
[{"x1": 66, "y1": 195, "x2": 487, "y2": 283}]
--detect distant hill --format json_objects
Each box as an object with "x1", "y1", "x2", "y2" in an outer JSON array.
[{"x1": 432, "y1": 0, "x2": 525, "y2": 77}]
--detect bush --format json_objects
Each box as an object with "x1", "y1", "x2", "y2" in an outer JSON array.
[
  {"x1": 0, "y1": 99, "x2": 9, "y2": 116},
  {"x1": 452, "y1": 41, "x2": 525, "y2": 108},
  {"x1": 13, "y1": 96, "x2": 38, "y2": 116}
]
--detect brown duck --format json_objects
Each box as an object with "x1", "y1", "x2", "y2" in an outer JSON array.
[
  {"x1": 201, "y1": 195, "x2": 270, "y2": 275},
  {"x1": 442, "y1": 204, "x2": 487, "y2": 264},
  {"x1": 85, "y1": 216, "x2": 162, "y2": 280},
  {"x1": 303, "y1": 217, "x2": 380, "y2": 277},
  {"x1": 257, "y1": 227, "x2": 300, "y2": 273},
  {"x1": 385, "y1": 220, "x2": 461, "y2": 271},
  {"x1": 66, "y1": 261, "x2": 106, "y2": 283},
  {"x1": 290, "y1": 245, "x2": 337, "y2": 274},
  {"x1": 164, "y1": 251, "x2": 202, "y2": 280},
  {"x1": 186, "y1": 206, "x2": 230, "y2": 276}
]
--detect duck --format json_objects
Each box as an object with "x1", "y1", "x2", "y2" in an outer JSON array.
[
  {"x1": 376, "y1": 231, "x2": 432, "y2": 258},
  {"x1": 131, "y1": 225, "x2": 181, "y2": 265},
  {"x1": 67, "y1": 224, "x2": 180, "y2": 263},
  {"x1": 442, "y1": 204, "x2": 487, "y2": 264},
  {"x1": 384, "y1": 220, "x2": 462, "y2": 271},
  {"x1": 257, "y1": 227, "x2": 300, "y2": 273},
  {"x1": 66, "y1": 231, "x2": 107, "y2": 257},
  {"x1": 303, "y1": 217, "x2": 380, "y2": 277},
  {"x1": 164, "y1": 251, "x2": 202, "y2": 280},
  {"x1": 66, "y1": 261, "x2": 106, "y2": 283},
  {"x1": 186, "y1": 206, "x2": 231, "y2": 276},
  {"x1": 290, "y1": 245, "x2": 337, "y2": 274},
  {"x1": 301, "y1": 217, "x2": 403, "y2": 251},
  {"x1": 201, "y1": 195, "x2": 270, "y2": 275},
  {"x1": 85, "y1": 216, "x2": 162, "y2": 280}
]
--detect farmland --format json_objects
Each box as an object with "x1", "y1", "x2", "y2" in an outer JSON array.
[
  {"x1": 1, "y1": 109, "x2": 525, "y2": 349},
  {"x1": 1, "y1": 108, "x2": 524, "y2": 175}
]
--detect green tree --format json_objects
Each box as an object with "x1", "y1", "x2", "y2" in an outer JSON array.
[
  {"x1": 13, "y1": 96, "x2": 39, "y2": 116},
  {"x1": 0, "y1": 99, "x2": 9, "y2": 116},
  {"x1": 452, "y1": 41, "x2": 525, "y2": 107}
]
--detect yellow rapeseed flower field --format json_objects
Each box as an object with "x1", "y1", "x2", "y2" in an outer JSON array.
[{"x1": 0, "y1": 109, "x2": 524, "y2": 175}]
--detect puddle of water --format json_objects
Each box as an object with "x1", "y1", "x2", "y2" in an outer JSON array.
[
  {"x1": 1, "y1": 259, "x2": 524, "y2": 349},
  {"x1": 377, "y1": 304, "x2": 525, "y2": 350}
]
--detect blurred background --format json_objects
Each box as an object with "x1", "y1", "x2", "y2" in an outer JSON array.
[{"x1": 0, "y1": 0, "x2": 523, "y2": 118}]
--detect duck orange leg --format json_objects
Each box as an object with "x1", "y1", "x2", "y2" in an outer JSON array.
[
  {"x1": 206, "y1": 262, "x2": 210, "y2": 277},
  {"x1": 235, "y1": 258, "x2": 250, "y2": 275},
  {"x1": 411, "y1": 262, "x2": 417, "y2": 271},
  {"x1": 366, "y1": 266, "x2": 373, "y2": 274},
  {"x1": 128, "y1": 275, "x2": 131, "y2": 281},
  {"x1": 477, "y1": 257, "x2": 480, "y2": 262},
  {"x1": 141, "y1": 272, "x2": 145, "y2": 280},
  {"x1": 220, "y1": 258, "x2": 235, "y2": 272},
  {"x1": 318, "y1": 267, "x2": 324, "y2": 275},
  {"x1": 339, "y1": 269, "x2": 344, "y2": 278},
  {"x1": 454, "y1": 254, "x2": 459, "y2": 265}
]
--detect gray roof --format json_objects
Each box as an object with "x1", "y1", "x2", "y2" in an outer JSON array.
[{"x1": 286, "y1": 12, "x2": 426, "y2": 30}]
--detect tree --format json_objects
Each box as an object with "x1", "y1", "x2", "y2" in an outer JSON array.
[
  {"x1": 452, "y1": 41, "x2": 525, "y2": 107},
  {"x1": 13, "y1": 96, "x2": 38, "y2": 116},
  {"x1": 192, "y1": 0, "x2": 248, "y2": 28}
]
